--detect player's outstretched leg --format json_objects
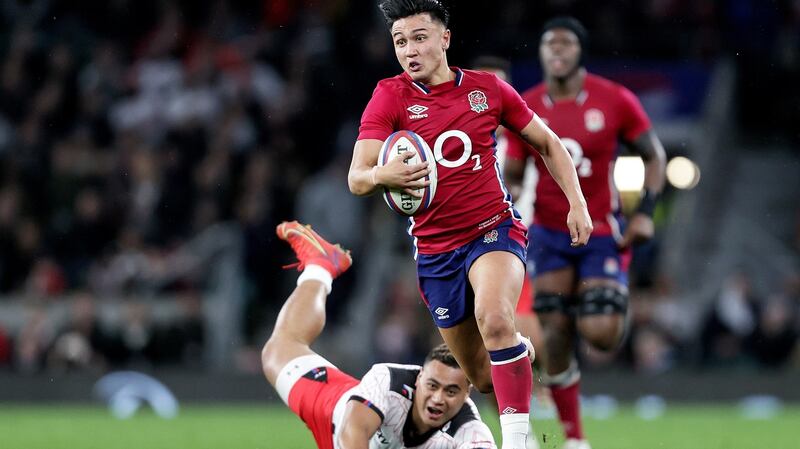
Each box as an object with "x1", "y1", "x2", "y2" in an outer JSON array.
[
  {"x1": 261, "y1": 221, "x2": 352, "y2": 387},
  {"x1": 484, "y1": 276, "x2": 545, "y2": 449},
  {"x1": 470, "y1": 251, "x2": 533, "y2": 449}
]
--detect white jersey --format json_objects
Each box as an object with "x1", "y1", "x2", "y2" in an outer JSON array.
[{"x1": 332, "y1": 363, "x2": 496, "y2": 449}]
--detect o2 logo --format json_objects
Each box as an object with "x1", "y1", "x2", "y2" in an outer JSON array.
[
  {"x1": 429, "y1": 130, "x2": 482, "y2": 171},
  {"x1": 421, "y1": 131, "x2": 592, "y2": 177},
  {"x1": 561, "y1": 138, "x2": 592, "y2": 177}
]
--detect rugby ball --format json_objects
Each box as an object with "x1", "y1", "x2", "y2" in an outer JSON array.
[{"x1": 377, "y1": 130, "x2": 437, "y2": 216}]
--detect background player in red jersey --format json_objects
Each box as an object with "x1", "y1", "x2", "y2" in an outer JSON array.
[
  {"x1": 503, "y1": 17, "x2": 667, "y2": 449},
  {"x1": 262, "y1": 220, "x2": 497, "y2": 449},
  {"x1": 348, "y1": 2, "x2": 592, "y2": 449}
]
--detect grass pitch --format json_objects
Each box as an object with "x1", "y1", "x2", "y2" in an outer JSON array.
[{"x1": 0, "y1": 403, "x2": 796, "y2": 449}]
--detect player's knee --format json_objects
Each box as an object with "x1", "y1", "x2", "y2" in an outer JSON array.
[
  {"x1": 261, "y1": 337, "x2": 282, "y2": 372},
  {"x1": 583, "y1": 328, "x2": 624, "y2": 351},
  {"x1": 533, "y1": 292, "x2": 572, "y2": 315},
  {"x1": 474, "y1": 310, "x2": 515, "y2": 347},
  {"x1": 577, "y1": 286, "x2": 628, "y2": 316},
  {"x1": 578, "y1": 313, "x2": 626, "y2": 351},
  {"x1": 594, "y1": 334, "x2": 622, "y2": 351}
]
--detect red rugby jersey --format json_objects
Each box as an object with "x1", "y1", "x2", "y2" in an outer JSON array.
[
  {"x1": 358, "y1": 68, "x2": 534, "y2": 254},
  {"x1": 506, "y1": 73, "x2": 651, "y2": 237}
]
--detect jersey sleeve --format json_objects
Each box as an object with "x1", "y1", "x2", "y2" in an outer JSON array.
[
  {"x1": 346, "y1": 364, "x2": 392, "y2": 422},
  {"x1": 357, "y1": 82, "x2": 400, "y2": 141},
  {"x1": 617, "y1": 85, "x2": 651, "y2": 142},
  {"x1": 496, "y1": 76, "x2": 534, "y2": 134}
]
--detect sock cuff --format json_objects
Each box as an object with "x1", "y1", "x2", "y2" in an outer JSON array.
[
  {"x1": 297, "y1": 264, "x2": 333, "y2": 294},
  {"x1": 499, "y1": 413, "x2": 530, "y2": 436},
  {"x1": 489, "y1": 342, "x2": 528, "y2": 365},
  {"x1": 542, "y1": 359, "x2": 580, "y2": 387},
  {"x1": 499, "y1": 413, "x2": 530, "y2": 425}
]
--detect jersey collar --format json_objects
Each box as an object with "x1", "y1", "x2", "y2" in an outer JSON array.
[
  {"x1": 403, "y1": 67, "x2": 464, "y2": 95},
  {"x1": 542, "y1": 88, "x2": 589, "y2": 108},
  {"x1": 402, "y1": 405, "x2": 440, "y2": 446}
]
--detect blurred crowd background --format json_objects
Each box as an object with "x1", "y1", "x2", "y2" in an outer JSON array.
[{"x1": 0, "y1": 0, "x2": 798, "y2": 383}]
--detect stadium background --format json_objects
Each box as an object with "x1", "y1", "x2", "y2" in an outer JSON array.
[{"x1": 0, "y1": 0, "x2": 798, "y2": 448}]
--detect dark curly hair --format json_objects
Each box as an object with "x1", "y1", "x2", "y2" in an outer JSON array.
[{"x1": 378, "y1": 0, "x2": 450, "y2": 28}]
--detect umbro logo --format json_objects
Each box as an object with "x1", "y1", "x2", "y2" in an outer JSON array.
[
  {"x1": 501, "y1": 407, "x2": 517, "y2": 415},
  {"x1": 434, "y1": 307, "x2": 450, "y2": 320},
  {"x1": 407, "y1": 104, "x2": 429, "y2": 119}
]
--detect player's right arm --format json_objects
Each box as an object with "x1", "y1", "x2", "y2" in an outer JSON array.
[
  {"x1": 348, "y1": 139, "x2": 431, "y2": 197},
  {"x1": 348, "y1": 82, "x2": 431, "y2": 198},
  {"x1": 337, "y1": 401, "x2": 382, "y2": 449}
]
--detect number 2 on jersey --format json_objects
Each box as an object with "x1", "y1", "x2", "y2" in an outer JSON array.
[{"x1": 561, "y1": 137, "x2": 593, "y2": 177}]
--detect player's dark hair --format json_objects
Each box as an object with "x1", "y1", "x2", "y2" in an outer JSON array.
[
  {"x1": 424, "y1": 343, "x2": 460, "y2": 369},
  {"x1": 378, "y1": 0, "x2": 450, "y2": 28},
  {"x1": 541, "y1": 16, "x2": 589, "y2": 64},
  {"x1": 470, "y1": 55, "x2": 511, "y2": 76}
]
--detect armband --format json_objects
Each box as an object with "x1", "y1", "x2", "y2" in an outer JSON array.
[{"x1": 636, "y1": 190, "x2": 659, "y2": 217}]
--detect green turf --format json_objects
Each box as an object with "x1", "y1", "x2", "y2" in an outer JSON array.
[{"x1": 0, "y1": 404, "x2": 796, "y2": 449}]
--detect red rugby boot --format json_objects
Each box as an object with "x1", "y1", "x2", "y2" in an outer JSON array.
[{"x1": 276, "y1": 221, "x2": 352, "y2": 278}]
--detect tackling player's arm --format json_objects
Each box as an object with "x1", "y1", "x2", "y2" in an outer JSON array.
[
  {"x1": 337, "y1": 400, "x2": 383, "y2": 449},
  {"x1": 518, "y1": 115, "x2": 593, "y2": 246},
  {"x1": 348, "y1": 139, "x2": 431, "y2": 198},
  {"x1": 618, "y1": 129, "x2": 666, "y2": 248}
]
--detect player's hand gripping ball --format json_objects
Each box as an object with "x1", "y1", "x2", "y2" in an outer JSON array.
[{"x1": 377, "y1": 130, "x2": 437, "y2": 216}]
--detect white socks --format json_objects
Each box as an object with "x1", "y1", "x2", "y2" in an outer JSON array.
[
  {"x1": 296, "y1": 264, "x2": 333, "y2": 294},
  {"x1": 500, "y1": 413, "x2": 530, "y2": 449}
]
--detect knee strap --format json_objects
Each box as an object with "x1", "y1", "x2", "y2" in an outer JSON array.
[
  {"x1": 533, "y1": 292, "x2": 571, "y2": 314},
  {"x1": 578, "y1": 287, "x2": 628, "y2": 315}
]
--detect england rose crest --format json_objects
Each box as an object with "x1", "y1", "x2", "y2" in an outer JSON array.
[{"x1": 468, "y1": 90, "x2": 488, "y2": 113}]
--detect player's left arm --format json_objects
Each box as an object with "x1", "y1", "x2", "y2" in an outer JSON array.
[
  {"x1": 617, "y1": 85, "x2": 667, "y2": 248},
  {"x1": 495, "y1": 75, "x2": 592, "y2": 246},
  {"x1": 518, "y1": 116, "x2": 592, "y2": 246}
]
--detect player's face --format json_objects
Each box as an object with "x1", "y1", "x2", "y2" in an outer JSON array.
[
  {"x1": 413, "y1": 360, "x2": 471, "y2": 430},
  {"x1": 540, "y1": 29, "x2": 581, "y2": 79},
  {"x1": 390, "y1": 13, "x2": 450, "y2": 84}
]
